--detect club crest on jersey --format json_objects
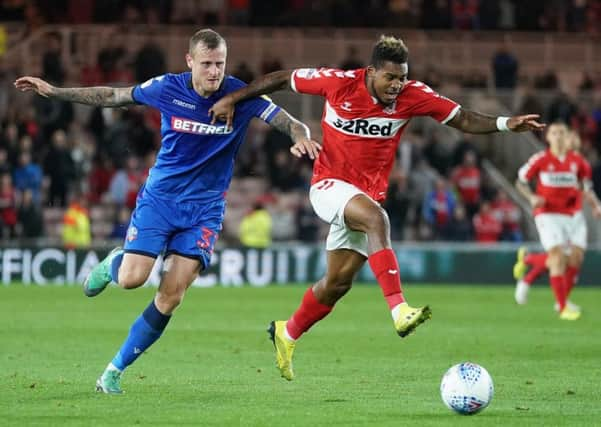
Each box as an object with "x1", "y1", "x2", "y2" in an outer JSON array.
[
  {"x1": 127, "y1": 226, "x2": 138, "y2": 242},
  {"x1": 171, "y1": 117, "x2": 232, "y2": 135}
]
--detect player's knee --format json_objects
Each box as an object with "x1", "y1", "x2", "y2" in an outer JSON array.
[
  {"x1": 155, "y1": 290, "x2": 185, "y2": 313},
  {"x1": 364, "y1": 206, "x2": 390, "y2": 233},
  {"x1": 118, "y1": 268, "x2": 150, "y2": 289},
  {"x1": 546, "y1": 249, "x2": 566, "y2": 271}
]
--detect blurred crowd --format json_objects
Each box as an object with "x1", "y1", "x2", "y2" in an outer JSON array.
[
  {"x1": 2, "y1": 0, "x2": 601, "y2": 33},
  {"x1": 2, "y1": 4, "x2": 601, "y2": 247}
]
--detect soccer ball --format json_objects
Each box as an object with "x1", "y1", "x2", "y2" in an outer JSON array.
[{"x1": 440, "y1": 362, "x2": 494, "y2": 415}]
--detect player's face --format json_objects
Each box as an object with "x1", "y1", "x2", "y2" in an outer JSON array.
[
  {"x1": 367, "y1": 61, "x2": 408, "y2": 106},
  {"x1": 546, "y1": 123, "x2": 568, "y2": 152},
  {"x1": 186, "y1": 42, "x2": 227, "y2": 96}
]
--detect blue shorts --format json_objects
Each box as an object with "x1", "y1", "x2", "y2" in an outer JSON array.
[{"x1": 124, "y1": 187, "x2": 225, "y2": 269}]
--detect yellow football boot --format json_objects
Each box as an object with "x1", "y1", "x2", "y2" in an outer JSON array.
[
  {"x1": 394, "y1": 303, "x2": 432, "y2": 337},
  {"x1": 267, "y1": 321, "x2": 295, "y2": 381},
  {"x1": 559, "y1": 306, "x2": 581, "y2": 321},
  {"x1": 513, "y1": 246, "x2": 528, "y2": 280}
]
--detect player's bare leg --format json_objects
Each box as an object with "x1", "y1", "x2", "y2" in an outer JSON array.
[
  {"x1": 97, "y1": 255, "x2": 201, "y2": 393},
  {"x1": 117, "y1": 253, "x2": 158, "y2": 289},
  {"x1": 344, "y1": 194, "x2": 431, "y2": 336},
  {"x1": 269, "y1": 249, "x2": 365, "y2": 380},
  {"x1": 83, "y1": 250, "x2": 155, "y2": 297}
]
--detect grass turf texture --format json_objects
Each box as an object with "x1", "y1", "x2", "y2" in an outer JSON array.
[{"x1": 2, "y1": 284, "x2": 600, "y2": 426}]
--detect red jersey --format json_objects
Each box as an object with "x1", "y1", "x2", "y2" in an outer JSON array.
[
  {"x1": 473, "y1": 211, "x2": 502, "y2": 242},
  {"x1": 291, "y1": 68, "x2": 459, "y2": 201},
  {"x1": 518, "y1": 150, "x2": 591, "y2": 216},
  {"x1": 491, "y1": 199, "x2": 520, "y2": 231},
  {"x1": 451, "y1": 166, "x2": 481, "y2": 204}
]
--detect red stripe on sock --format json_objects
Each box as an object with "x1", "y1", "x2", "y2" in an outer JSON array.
[
  {"x1": 286, "y1": 287, "x2": 333, "y2": 340},
  {"x1": 550, "y1": 275, "x2": 567, "y2": 311},
  {"x1": 368, "y1": 248, "x2": 405, "y2": 309}
]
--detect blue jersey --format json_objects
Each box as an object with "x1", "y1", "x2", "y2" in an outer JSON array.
[{"x1": 132, "y1": 72, "x2": 281, "y2": 202}]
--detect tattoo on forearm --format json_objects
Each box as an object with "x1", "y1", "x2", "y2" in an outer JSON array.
[
  {"x1": 52, "y1": 86, "x2": 134, "y2": 107},
  {"x1": 271, "y1": 111, "x2": 310, "y2": 141},
  {"x1": 449, "y1": 109, "x2": 498, "y2": 134}
]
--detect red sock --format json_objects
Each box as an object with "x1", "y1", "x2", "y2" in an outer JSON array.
[
  {"x1": 549, "y1": 275, "x2": 567, "y2": 311},
  {"x1": 564, "y1": 266, "x2": 579, "y2": 298},
  {"x1": 525, "y1": 253, "x2": 548, "y2": 269},
  {"x1": 286, "y1": 287, "x2": 333, "y2": 340},
  {"x1": 368, "y1": 248, "x2": 405, "y2": 309},
  {"x1": 523, "y1": 264, "x2": 546, "y2": 285}
]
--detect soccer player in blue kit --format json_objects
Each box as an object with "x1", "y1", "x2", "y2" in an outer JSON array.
[{"x1": 15, "y1": 29, "x2": 321, "y2": 394}]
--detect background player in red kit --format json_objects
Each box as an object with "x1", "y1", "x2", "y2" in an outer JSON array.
[
  {"x1": 514, "y1": 129, "x2": 601, "y2": 312},
  {"x1": 516, "y1": 124, "x2": 601, "y2": 320},
  {"x1": 210, "y1": 35, "x2": 544, "y2": 380}
]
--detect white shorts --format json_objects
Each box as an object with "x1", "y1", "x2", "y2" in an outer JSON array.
[
  {"x1": 309, "y1": 179, "x2": 369, "y2": 257},
  {"x1": 534, "y1": 211, "x2": 587, "y2": 251}
]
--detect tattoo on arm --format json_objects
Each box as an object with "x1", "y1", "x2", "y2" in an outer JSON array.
[
  {"x1": 51, "y1": 86, "x2": 135, "y2": 107},
  {"x1": 447, "y1": 108, "x2": 499, "y2": 134},
  {"x1": 230, "y1": 70, "x2": 293, "y2": 103},
  {"x1": 270, "y1": 110, "x2": 310, "y2": 142}
]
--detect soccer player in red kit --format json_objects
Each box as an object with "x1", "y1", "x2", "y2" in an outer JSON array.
[
  {"x1": 516, "y1": 124, "x2": 601, "y2": 320},
  {"x1": 514, "y1": 129, "x2": 601, "y2": 312},
  {"x1": 210, "y1": 35, "x2": 544, "y2": 380}
]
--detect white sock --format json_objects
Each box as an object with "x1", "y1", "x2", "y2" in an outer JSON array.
[
  {"x1": 391, "y1": 302, "x2": 408, "y2": 322},
  {"x1": 283, "y1": 325, "x2": 296, "y2": 342},
  {"x1": 106, "y1": 362, "x2": 122, "y2": 373}
]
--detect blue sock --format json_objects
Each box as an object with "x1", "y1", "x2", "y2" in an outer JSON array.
[
  {"x1": 111, "y1": 300, "x2": 171, "y2": 371},
  {"x1": 110, "y1": 251, "x2": 124, "y2": 283}
]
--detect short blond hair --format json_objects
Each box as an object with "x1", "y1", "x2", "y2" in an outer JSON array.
[{"x1": 189, "y1": 29, "x2": 225, "y2": 54}]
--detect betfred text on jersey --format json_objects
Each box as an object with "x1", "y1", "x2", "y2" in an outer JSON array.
[{"x1": 171, "y1": 117, "x2": 232, "y2": 135}]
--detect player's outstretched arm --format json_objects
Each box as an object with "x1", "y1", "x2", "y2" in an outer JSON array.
[
  {"x1": 14, "y1": 76, "x2": 135, "y2": 107},
  {"x1": 209, "y1": 70, "x2": 293, "y2": 128},
  {"x1": 447, "y1": 108, "x2": 545, "y2": 134},
  {"x1": 515, "y1": 179, "x2": 545, "y2": 208},
  {"x1": 269, "y1": 109, "x2": 321, "y2": 160},
  {"x1": 582, "y1": 182, "x2": 601, "y2": 218}
]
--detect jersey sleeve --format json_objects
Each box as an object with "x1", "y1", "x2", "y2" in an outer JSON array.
[
  {"x1": 405, "y1": 81, "x2": 460, "y2": 124},
  {"x1": 518, "y1": 152, "x2": 545, "y2": 183},
  {"x1": 132, "y1": 74, "x2": 167, "y2": 109},
  {"x1": 239, "y1": 95, "x2": 281, "y2": 124},
  {"x1": 290, "y1": 68, "x2": 353, "y2": 97}
]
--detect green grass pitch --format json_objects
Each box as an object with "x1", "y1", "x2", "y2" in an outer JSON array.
[{"x1": 2, "y1": 284, "x2": 600, "y2": 426}]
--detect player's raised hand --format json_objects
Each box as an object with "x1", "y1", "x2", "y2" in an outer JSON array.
[
  {"x1": 508, "y1": 114, "x2": 545, "y2": 132},
  {"x1": 529, "y1": 194, "x2": 545, "y2": 208},
  {"x1": 290, "y1": 137, "x2": 322, "y2": 160},
  {"x1": 14, "y1": 76, "x2": 54, "y2": 97},
  {"x1": 208, "y1": 96, "x2": 235, "y2": 129}
]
